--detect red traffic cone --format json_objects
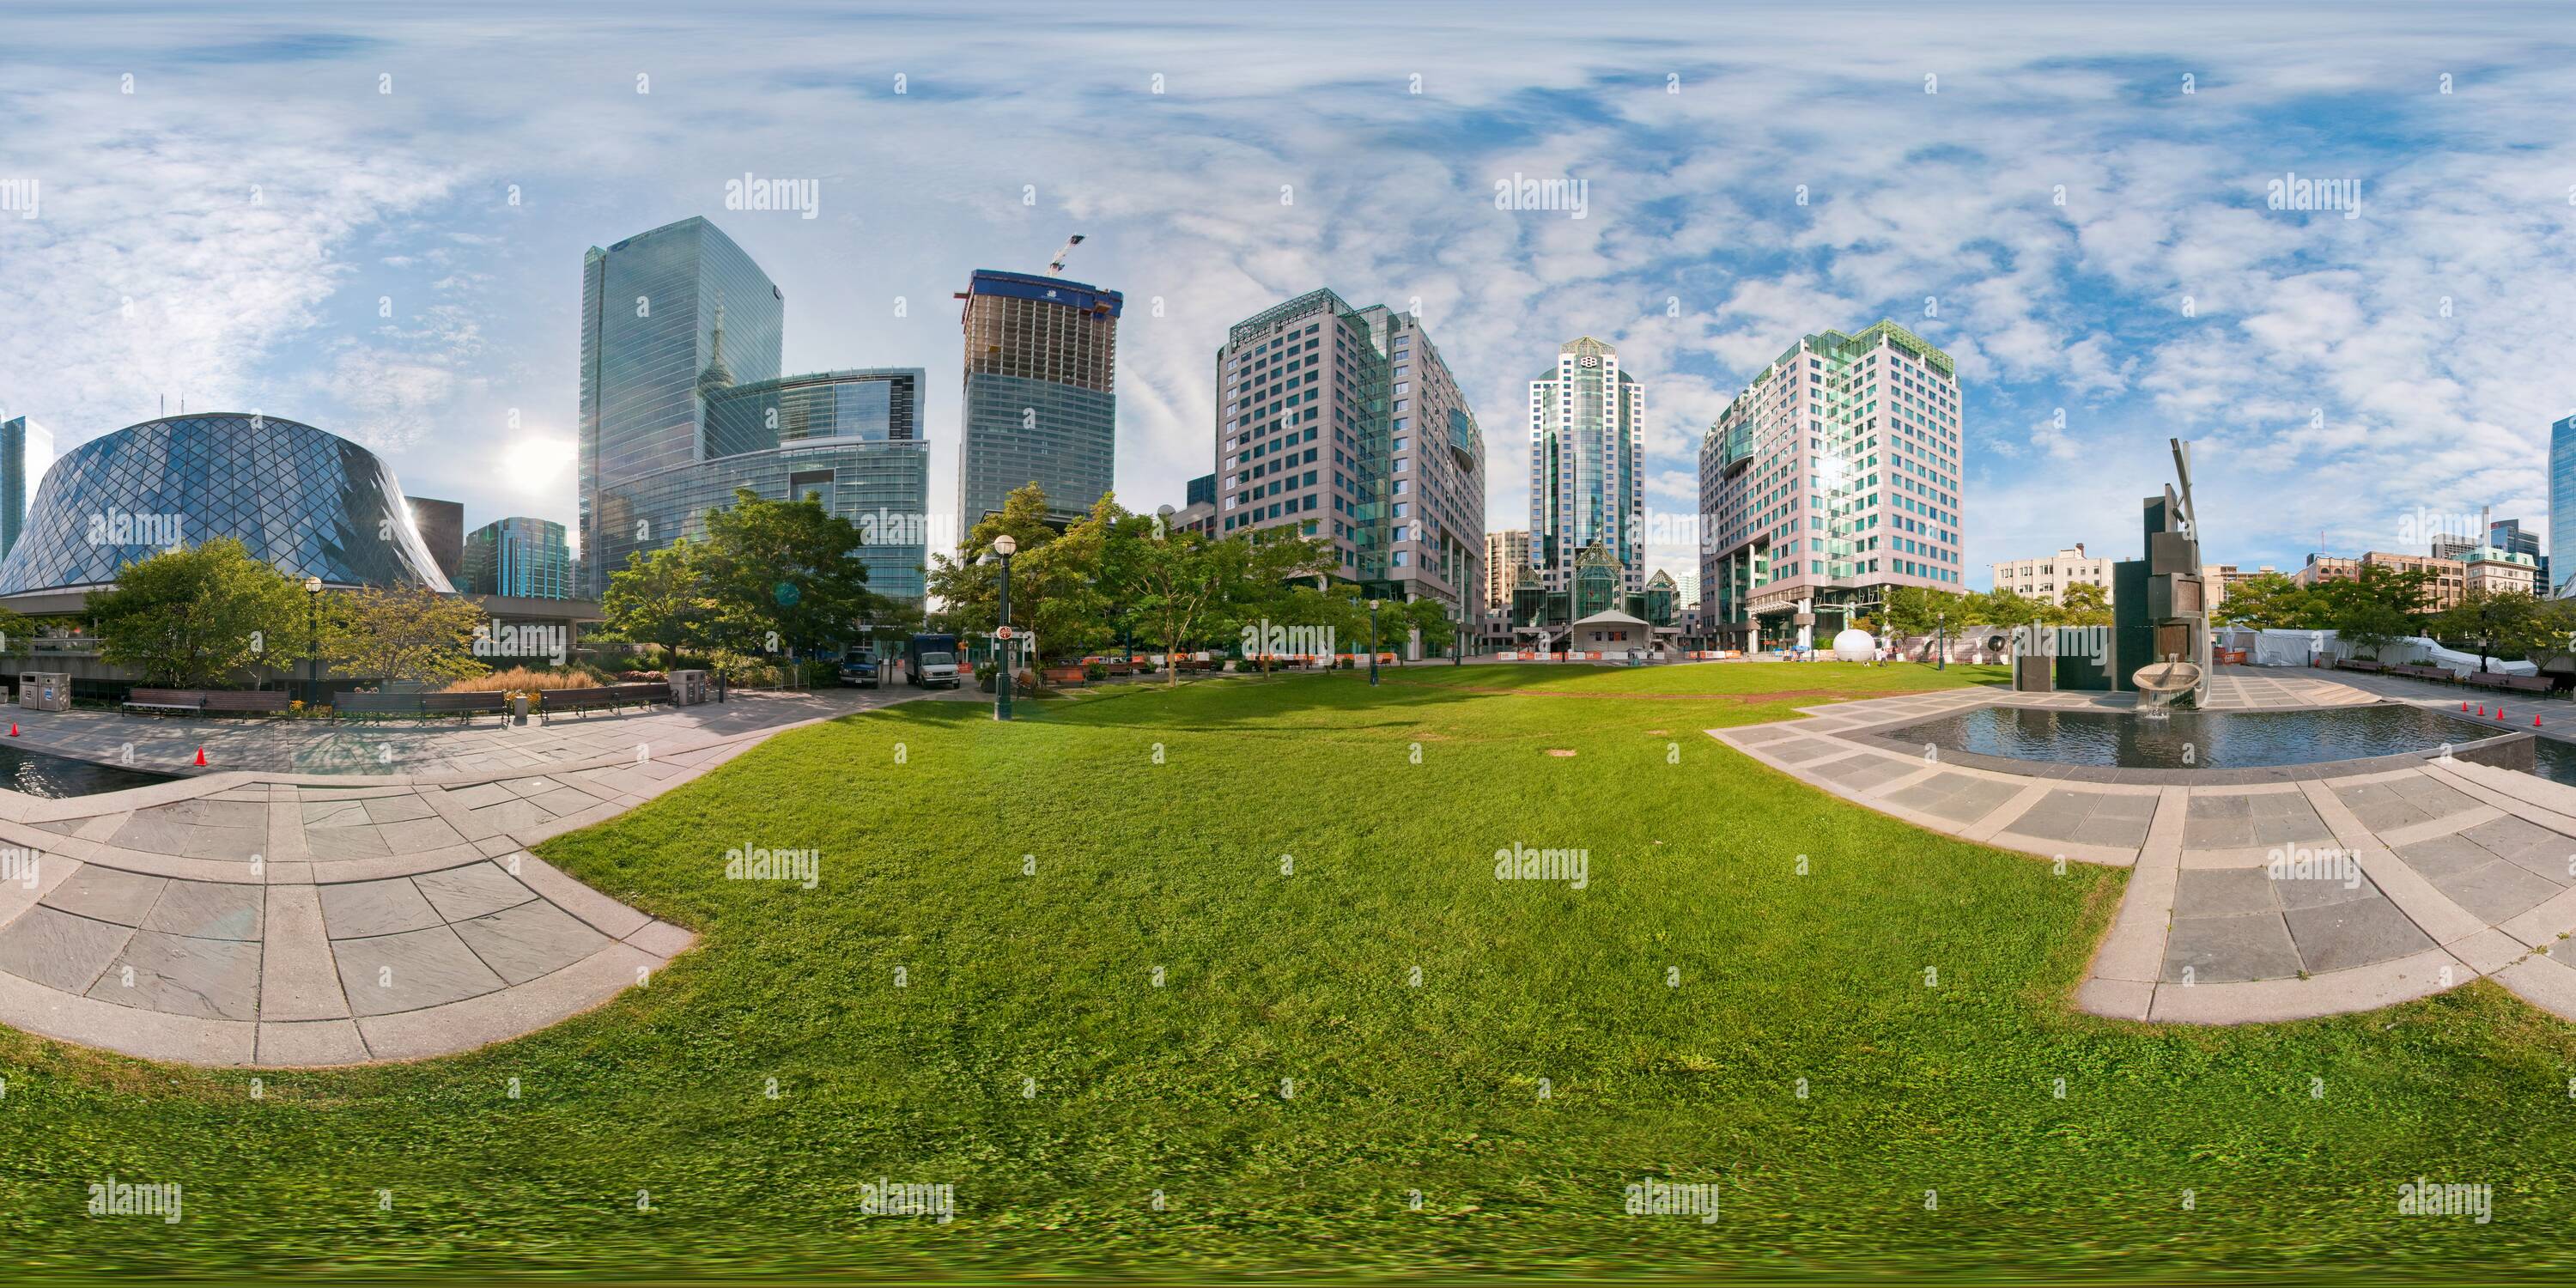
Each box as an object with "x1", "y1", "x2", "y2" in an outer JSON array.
[
  {"x1": 7, "y1": 723, "x2": 17, "y2": 737},
  {"x1": 2461, "y1": 701, "x2": 2470, "y2": 711},
  {"x1": 2477, "y1": 705, "x2": 2487, "y2": 717},
  {"x1": 192, "y1": 746, "x2": 207, "y2": 767},
  {"x1": 2536, "y1": 715, "x2": 2544, "y2": 727}
]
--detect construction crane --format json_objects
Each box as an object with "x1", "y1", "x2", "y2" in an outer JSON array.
[{"x1": 1048, "y1": 233, "x2": 1085, "y2": 275}]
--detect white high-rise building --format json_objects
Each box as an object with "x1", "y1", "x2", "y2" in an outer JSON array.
[
  {"x1": 1698, "y1": 321, "x2": 1964, "y2": 650},
  {"x1": 1528, "y1": 337, "x2": 1645, "y2": 598}
]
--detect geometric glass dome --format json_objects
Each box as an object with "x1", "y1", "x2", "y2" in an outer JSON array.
[{"x1": 0, "y1": 413, "x2": 454, "y2": 594}]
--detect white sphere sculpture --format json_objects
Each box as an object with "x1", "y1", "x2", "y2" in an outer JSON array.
[{"x1": 1831, "y1": 628, "x2": 1876, "y2": 662}]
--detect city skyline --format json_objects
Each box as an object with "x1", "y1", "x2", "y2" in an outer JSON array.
[{"x1": 8, "y1": 5, "x2": 2576, "y2": 586}]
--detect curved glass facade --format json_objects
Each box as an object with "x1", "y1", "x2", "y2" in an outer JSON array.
[
  {"x1": 2552, "y1": 413, "x2": 2576, "y2": 597},
  {"x1": 0, "y1": 413, "x2": 454, "y2": 594}
]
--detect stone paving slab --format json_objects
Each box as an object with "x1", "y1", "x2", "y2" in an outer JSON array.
[
  {"x1": 1711, "y1": 680, "x2": 2576, "y2": 1029},
  {"x1": 0, "y1": 688, "x2": 905, "y2": 1066}
]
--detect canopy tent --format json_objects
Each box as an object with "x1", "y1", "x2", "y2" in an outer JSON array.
[{"x1": 2242, "y1": 628, "x2": 2537, "y2": 677}]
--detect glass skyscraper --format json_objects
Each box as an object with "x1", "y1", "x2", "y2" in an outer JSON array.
[
  {"x1": 957, "y1": 269, "x2": 1121, "y2": 526},
  {"x1": 464, "y1": 516, "x2": 576, "y2": 599},
  {"x1": 1528, "y1": 337, "x2": 1646, "y2": 598},
  {"x1": 0, "y1": 415, "x2": 54, "y2": 560},
  {"x1": 2550, "y1": 413, "x2": 2576, "y2": 597},
  {"x1": 579, "y1": 217, "x2": 932, "y2": 607}
]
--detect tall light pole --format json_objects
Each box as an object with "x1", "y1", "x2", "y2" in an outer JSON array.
[
  {"x1": 1367, "y1": 598, "x2": 1382, "y2": 687},
  {"x1": 991, "y1": 534, "x2": 1018, "y2": 722},
  {"x1": 1935, "y1": 609, "x2": 1947, "y2": 671},
  {"x1": 303, "y1": 575, "x2": 323, "y2": 705}
]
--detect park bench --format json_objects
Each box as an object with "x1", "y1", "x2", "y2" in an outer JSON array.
[
  {"x1": 333, "y1": 691, "x2": 419, "y2": 721},
  {"x1": 539, "y1": 682, "x2": 670, "y2": 722},
  {"x1": 421, "y1": 691, "x2": 510, "y2": 723},
  {"x1": 122, "y1": 688, "x2": 206, "y2": 715},
  {"x1": 2391, "y1": 665, "x2": 2452, "y2": 683},
  {"x1": 2501, "y1": 674, "x2": 2555, "y2": 696},
  {"x1": 2463, "y1": 671, "x2": 2516, "y2": 690},
  {"x1": 1040, "y1": 665, "x2": 1088, "y2": 687},
  {"x1": 201, "y1": 690, "x2": 289, "y2": 715},
  {"x1": 2336, "y1": 659, "x2": 2385, "y2": 673}
]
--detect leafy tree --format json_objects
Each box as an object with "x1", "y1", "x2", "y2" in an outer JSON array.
[
  {"x1": 1104, "y1": 524, "x2": 1244, "y2": 687},
  {"x1": 2055, "y1": 580, "x2": 2113, "y2": 626},
  {"x1": 2433, "y1": 589, "x2": 2549, "y2": 673},
  {"x1": 696, "y1": 486, "x2": 885, "y2": 665},
  {"x1": 1879, "y1": 586, "x2": 1971, "y2": 638},
  {"x1": 2212, "y1": 571, "x2": 2312, "y2": 629},
  {"x1": 86, "y1": 539, "x2": 302, "y2": 688},
  {"x1": 320, "y1": 584, "x2": 489, "y2": 685},
  {"x1": 1383, "y1": 596, "x2": 1460, "y2": 662},
  {"x1": 929, "y1": 483, "x2": 1115, "y2": 665},
  {"x1": 599, "y1": 541, "x2": 710, "y2": 667},
  {"x1": 2334, "y1": 598, "x2": 2415, "y2": 662}
]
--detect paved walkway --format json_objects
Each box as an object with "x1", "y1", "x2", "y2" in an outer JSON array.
[
  {"x1": 1715, "y1": 668, "x2": 2576, "y2": 1026},
  {"x1": 0, "y1": 687, "x2": 922, "y2": 1066}
]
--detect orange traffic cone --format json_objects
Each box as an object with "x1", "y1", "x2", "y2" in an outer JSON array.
[
  {"x1": 2462, "y1": 702, "x2": 2470, "y2": 711},
  {"x1": 192, "y1": 747, "x2": 207, "y2": 767},
  {"x1": 2536, "y1": 715, "x2": 2544, "y2": 727},
  {"x1": 8, "y1": 723, "x2": 18, "y2": 737}
]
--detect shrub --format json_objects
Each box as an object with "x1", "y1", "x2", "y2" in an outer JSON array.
[{"x1": 440, "y1": 667, "x2": 601, "y2": 694}]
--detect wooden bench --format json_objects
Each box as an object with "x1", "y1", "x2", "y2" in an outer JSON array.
[
  {"x1": 123, "y1": 688, "x2": 206, "y2": 715},
  {"x1": 2500, "y1": 674, "x2": 2555, "y2": 695},
  {"x1": 2391, "y1": 665, "x2": 2452, "y2": 683},
  {"x1": 333, "y1": 691, "x2": 419, "y2": 721},
  {"x1": 2336, "y1": 659, "x2": 2385, "y2": 673},
  {"x1": 202, "y1": 690, "x2": 289, "y2": 715},
  {"x1": 2463, "y1": 671, "x2": 2516, "y2": 690},
  {"x1": 422, "y1": 691, "x2": 509, "y2": 722},
  {"x1": 1040, "y1": 665, "x2": 1088, "y2": 687},
  {"x1": 539, "y1": 683, "x2": 670, "y2": 722}
]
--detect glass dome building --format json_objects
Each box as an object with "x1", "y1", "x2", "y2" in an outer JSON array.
[{"x1": 0, "y1": 413, "x2": 455, "y2": 594}]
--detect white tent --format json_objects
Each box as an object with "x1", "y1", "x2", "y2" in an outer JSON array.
[{"x1": 2244, "y1": 628, "x2": 2537, "y2": 677}]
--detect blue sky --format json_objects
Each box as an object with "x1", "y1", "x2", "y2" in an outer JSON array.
[{"x1": 3, "y1": 1, "x2": 2575, "y2": 586}]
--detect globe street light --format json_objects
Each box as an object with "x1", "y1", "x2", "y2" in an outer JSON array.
[
  {"x1": 991, "y1": 534, "x2": 1018, "y2": 722},
  {"x1": 303, "y1": 575, "x2": 324, "y2": 707}
]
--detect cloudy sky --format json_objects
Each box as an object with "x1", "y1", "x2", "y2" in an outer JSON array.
[{"x1": 3, "y1": 2, "x2": 2573, "y2": 587}]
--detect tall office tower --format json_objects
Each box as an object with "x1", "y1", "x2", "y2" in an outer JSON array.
[
  {"x1": 1215, "y1": 289, "x2": 1485, "y2": 616},
  {"x1": 2490, "y1": 517, "x2": 2547, "y2": 598},
  {"x1": 1698, "y1": 320, "x2": 1964, "y2": 650},
  {"x1": 2547, "y1": 411, "x2": 2576, "y2": 596},
  {"x1": 407, "y1": 495, "x2": 466, "y2": 585},
  {"x1": 1484, "y1": 529, "x2": 1531, "y2": 610},
  {"x1": 0, "y1": 415, "x2": 54, "y2": 559},
  {"x1": 1675, "y1": 571, "x2": 1699, "y2": 609},
  {"x1": 580, "y1": 216, "x2": 933, "y2": 606},
  {"x1": 580, "y1": 216, "x2": 784, "y2": 592},
  {"x1": 463, "y1": 516, "x2": 576, "y2": 599},
  {"x1": 1528, "y1": 337, "x2": 1646, "y2": 598},
  {"x1": 957, "y1": 269, "x2": 1121, "y2": 527}
]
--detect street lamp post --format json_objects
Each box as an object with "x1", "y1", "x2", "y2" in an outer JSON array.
[
  {"x1": 1935, "y1": 610, "x2": 1947, "y2": 671},
  {"x1": 302, "y1": 575, "x2": 323, "y2": 706},
  {"x1": 1367, "y1": 598, "x2": 1382, "y2": 687},
  {"x1": 991, "y1": 535, "x2": 1018, "y2": 722}
]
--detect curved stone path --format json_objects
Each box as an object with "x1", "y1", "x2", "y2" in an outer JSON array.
[
  {"x1": 1714, "y1": 669, "x2": 2576, "y2": 1026},
  {"x1": 0, "y1": 689, "x2": 917, "y2": 1066}
]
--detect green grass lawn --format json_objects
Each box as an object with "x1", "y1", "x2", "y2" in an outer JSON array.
[{"x1": 8, "y1": 660, "x2": 2576, "y2": 1279}]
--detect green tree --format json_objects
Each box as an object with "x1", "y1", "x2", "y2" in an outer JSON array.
[
  {"x1": 2055, "y1": 581, "x2": 2113, "y2": 626},
  {"x1": 1880, "y1": 586, "x2": 1970, "y2": 638},
  {"x1": 2433, "y1": 589, "x2": 2549, "y2": 673},
  {"x1": 86, "y1": 539, "x2": 302, "y2": 688},
  {"x1": 598, "y1": 541, "x2": 710, "y2": 667},
  {"x1": 1384, "y1": 596, "x2": 1460, "y2": 663},
  {"x1": 2213, "y1": 571, "x2": 2312, "y2": 629},
  {"x1": 320, "y1": 584, "x2": 489, "y2": 685},
  {"x1": 696, "y1": 487, "x2": 886, "y2": 669},
  {"x1": 930, "y1": 483, "x2": 1115, "y2": 664},
  {"x1": 2334, "y1": 598, "x2": 2415, "y2": 662},
  {"x1": 1103, "y1": 523, "x2": 1249, "y2": 687}
]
